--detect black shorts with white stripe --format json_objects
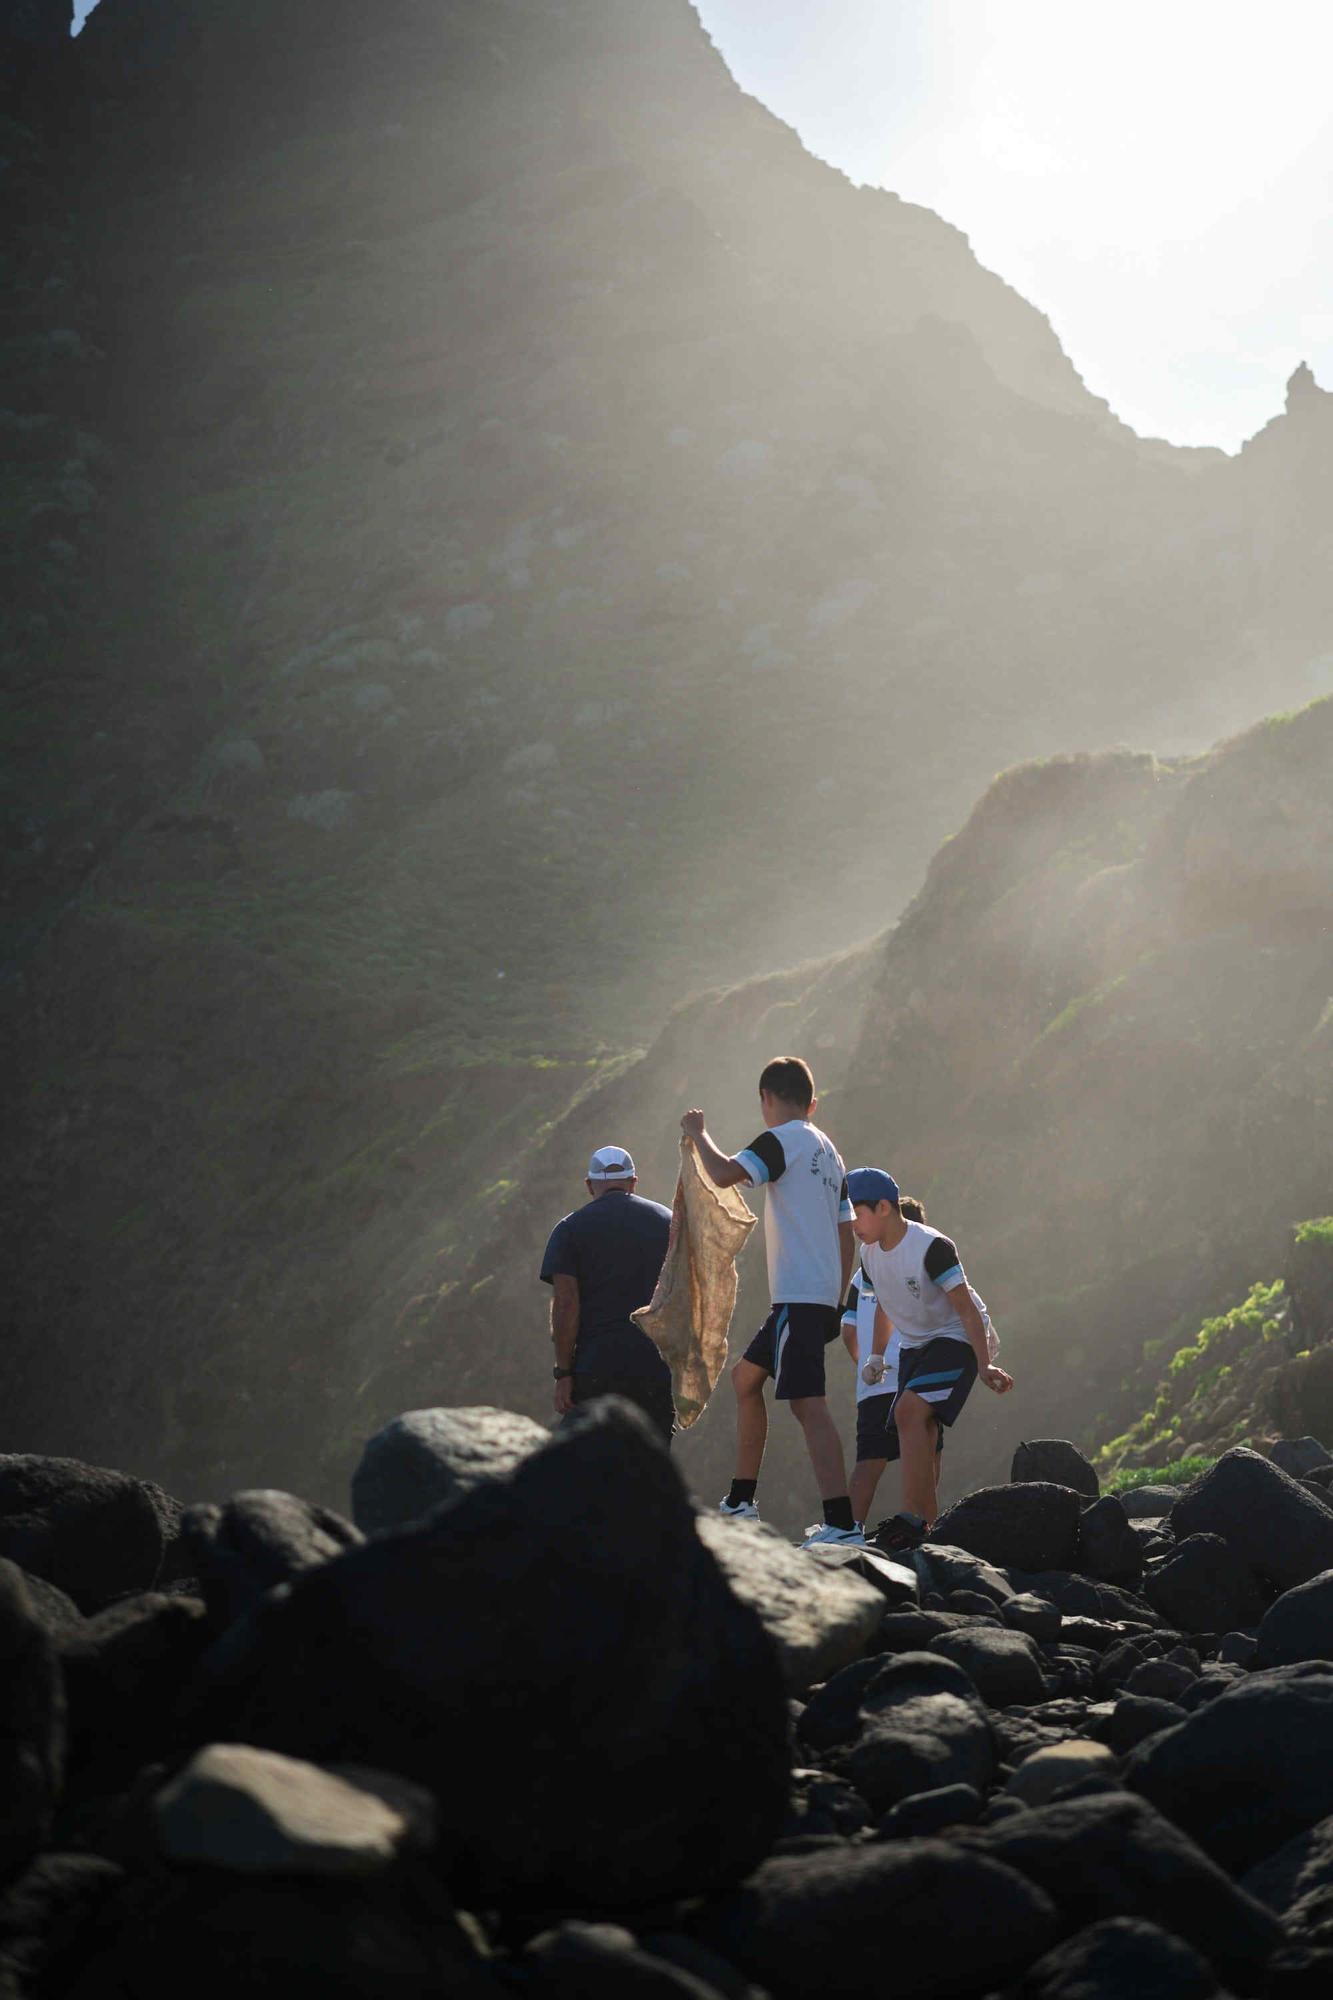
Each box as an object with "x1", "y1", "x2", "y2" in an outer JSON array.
[{"x1": 742, "y1": 1302, "x2": 841, "y2": 1400}]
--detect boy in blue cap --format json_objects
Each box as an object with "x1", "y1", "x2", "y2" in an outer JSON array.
[{"x1": 847, "y1": 1167, "x2": 1013, "y2": 1547}]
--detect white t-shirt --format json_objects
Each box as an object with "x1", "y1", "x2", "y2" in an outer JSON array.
[
  {"x1": 842, "y1": 1268, "x2": 900, "y2": 1404},
  {"x1": 857, "y1": 1219, "x2": 977, "y2": 1350},
  {"x1": 736, "y1": 1118, "x2": 852, "y2": 1307}
]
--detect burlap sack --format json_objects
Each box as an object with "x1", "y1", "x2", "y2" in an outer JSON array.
[{"x1": 633, "y1": 1136, "x2": 756, "y2": 1428}]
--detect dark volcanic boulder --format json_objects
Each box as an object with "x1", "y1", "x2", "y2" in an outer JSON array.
[
  {"x1": 53, "y1": 1862, "x2": 498, "y2": 2000},
  {"x1": 1105, "y1": 1696, "x2": 1188, "y2": 1755},
  {"x1": 928, "y1": 1625, "x2": 1049, "y2": 1707},
  {"x1": 1018, "y1": 1570, "x2": 1158, "y2": 1623},
  {"x1": 906, "y1": 1542, "x2": 1014, "y2": 1604},
  {"x1": 1014, "y1": 1917, "x2": 1219, "y2": 2000},
  {"x1": 0, "y1": 1854, "x2": 127, "y2": 2000},
  {"x1": 179, "y1": 1400, "x2": 788, "y2": 1910},
  {"x1": 182, "y1": 1492, "x2": 363, "y2": 1630},
  {"x1": 696, "y1": 1839, "x2": 1057, "y2": 1999},
  {"x1": 1171, "y1": 1449, "x2": 1333, "y2": 1591},
  {"x1": 697, "y1": 1518, "x2": 886, "y2": 1690},
  {"x1": 1144, "y1": 1534, "x2": 1267, "y2": 1635},
  {"x1": 59, "y1": 1592, "x2": 212, "y2": 1792},
  {"x1": 515, "y1": 1921, "x2": 731, "y2": 1999},
  {"x1": 1271, "y1": 1439, "x2": 1333, "y2": 1480},
  {"x1": 1077, "y1": 1495, "x2": 1144, "y2": 1589},
  {"x1": 931, "y1": 1484, "x2": 1083, "y2": 1573},
  {"x1": 965, "y1": 1790, "x2": 1280, "y2": 1992},
  {"x1": 0, "y1": 1456, "x2": 176, "y2": 1611},
  {"x1": 0, "y1": 1560, "x2": 65, "y2": 1881},
  {"x1": 1127, "y1": 1665, "x2": 1333, "y2": 1871},
  {"x1": 821, "y1": 1652, "x2": 995, "y2": 1813},
  {"x1": 876, "y1": 1782, "x2": 983, "y2": 1839},
  {"x1": 1257, "y1": 1569, "x2": 1333, "y2": 1668},
  {"x1": 1002, "y1": 1595, "x2": 1063, "y2": 1643},
  {"x1": 1121, "y1": 1486, "x2": 1182, "y2": 1519},
  {"x1": 1241, "y1": 1812, "x2": 1333, "y2": 1919},
  {"x1": 350, "y1": 1407, "x2": 547, "y2": 1535},
  {"x1": 1011, "y1": 1441, "x2": 1100, "y2": 1500}
]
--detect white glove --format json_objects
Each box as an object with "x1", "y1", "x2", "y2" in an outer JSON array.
[{"x1": 861, "y1": 1356, "x2": 886, "y2": 1387}]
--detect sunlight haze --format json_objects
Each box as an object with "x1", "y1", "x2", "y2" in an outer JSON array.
[{"x1": 696, "y1": 0, "x2": 1333, "y2": 450}]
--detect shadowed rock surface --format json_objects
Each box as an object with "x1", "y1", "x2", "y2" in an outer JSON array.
[{"x1": 3, "y1": 1424, "x2": 1329, "y2": 1992}]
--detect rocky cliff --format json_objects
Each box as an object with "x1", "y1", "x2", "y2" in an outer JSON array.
[{"x1": 2, "y1": 0, "x2": 1331, "y2": 1504}]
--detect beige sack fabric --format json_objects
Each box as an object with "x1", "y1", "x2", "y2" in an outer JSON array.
[{"x1": 632, "y1": 1136, "x2": 757, "y2": 1429}]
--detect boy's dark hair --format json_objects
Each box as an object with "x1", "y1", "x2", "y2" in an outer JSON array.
[
  {"x1": 898, "y1": 1195, "x2": 926, "y2": 1223},
  {"x1": 757, "y1": 1056, "x2": 815, "y2": 1110}
]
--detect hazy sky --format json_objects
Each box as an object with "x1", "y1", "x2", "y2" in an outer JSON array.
[
  {"x1": 73, "y1": 0, "x2": 1331, "y2": 451},
  {"x1": 697, "y1": 0, "x2": 1333, "y2": 451}
]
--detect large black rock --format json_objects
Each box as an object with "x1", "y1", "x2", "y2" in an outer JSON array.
[
  {"x1": 0, "y1": 1456, "x2": 178, "y2": 1612},
  {"x1": 928, "y1": 1625, "x2": 1049, "y2": 1707},
  {"x1": 0, "y1": 1560, "x2": 65, "y2": 1882},
  {"x1": 55, "y1": 1862, "x2": 499, "y2": 2000},
  {"x1": 1014, "y1": 1917, "x2": 1219, "y2": 2000},
  {"x1": 962, "y1": 1790, "x2": 1280, "y2": 1992},
  {"x1": 1144, "y1": 1534, "x2": 1267, "y2": 1635},
  {"x1": 1011, "y1": 1441, "x2": 1100, "y2": 1500},
  {"x1": 1257, "y1": 1570, "x2": 1333, "y2": 1668},
  {"x1": 179, "y1": 1400, "x2": 789, "y2": 1910},
  {"x1": 1171, "y1": 1450, "x2": 1333, "y2": 1592},
  {"x1": 931, "y1": 1485, "x2": 1083, "y2": 1573},
  {"x1": 513, "y1": 1921, "x2": 731, "y2": 1999},
  {"x1": 820, "y1": 1652, "x2": 995, "y2": 1813},
  {"x1": 182, "y1": 1491, "x2": 363, "y2": 1630},
  {"x1": 1128, "y1": 1665, "x2": 1333, "y2": 1871},
  {"x1": 1077, "y1": 1496, "x2": 1143, "y2": 1590},
  {"x1": 695, "y1": 1838, "x2": 1058, "y2": 1999},
  {"x1": 351, "y1": 1408, "x2": 548, "y2": 1536},
  {"x1": 0, "y1": 1854, "x2": 126, "y2": 2000},
  {"x1": 59, "y1": 1592, "x2": 211, "y2": 1794}
]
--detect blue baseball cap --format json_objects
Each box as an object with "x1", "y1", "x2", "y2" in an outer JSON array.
[{"x1": 847, "y1": 1166, "x2": 901, "y2": 1208}]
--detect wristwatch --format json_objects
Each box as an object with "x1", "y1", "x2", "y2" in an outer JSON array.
[{"x1": 553, "y1": 1366, "x2": 575, "y2": 1380}]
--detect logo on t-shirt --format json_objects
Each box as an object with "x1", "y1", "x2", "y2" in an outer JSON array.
[{"x1": 906, "y1": 1275, "x2": 921, "y2": 1298}]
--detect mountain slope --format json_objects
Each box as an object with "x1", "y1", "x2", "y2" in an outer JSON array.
[
  {"x1": 427, "y1": 698, "x2": 1333, "y2": 1532},
  {"x1": 3, "y1": 0, "x2": 1332, "y2": 1503}
]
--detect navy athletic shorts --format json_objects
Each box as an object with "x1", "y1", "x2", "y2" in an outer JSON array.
[
  {"x1": 855, "y1": 1394, "x2": 946, "y2": 1464},
  {"x1": 893, "y1": 1338, "x2": 978, "y2": 1426},
  {"x1": 743, "y1": 1302, "x2": 841, "y2": 1401}
]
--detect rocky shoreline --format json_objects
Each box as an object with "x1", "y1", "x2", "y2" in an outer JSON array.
[{"x1": 6, "y1": 1406, "x2": 1333, "y2": 1995}]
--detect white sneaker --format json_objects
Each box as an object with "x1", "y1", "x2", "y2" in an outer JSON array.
[
  {"x1": 718, "y1": 1497, "x2": 760, "y2": 1520},
  {"x1": 800, "y1": 1522, "x2": 865, "y2": 1548}
]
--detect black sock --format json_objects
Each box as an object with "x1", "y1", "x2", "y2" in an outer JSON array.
[
  {"x1": 823, "y1": 1496, "x2": 855, "y2": 1530},
  {"x1": 727, "y1": 1478, "x2": 758, "y2": 1508}
]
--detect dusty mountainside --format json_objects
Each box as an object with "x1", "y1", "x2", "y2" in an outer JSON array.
[
  {"x1": 433, "y1": 699, "x2": 1333, "y2": 1532},
  {"x1": 2, "y1": 0, "x2": 1331, "y2": 1504}
]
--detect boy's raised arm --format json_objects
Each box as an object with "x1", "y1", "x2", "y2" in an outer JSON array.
[{"x1": 680, "y1": 1108, "x2": 751, "y2": 1188}]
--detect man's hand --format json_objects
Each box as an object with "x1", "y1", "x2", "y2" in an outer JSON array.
[
  {"x1": 680, "y1": 1108, "x2": 706, "y2": 1142},
  {"x1": 862, "y1": 1355, "x2": 886, "y2": 1387},
  {"x1": 553, "y1": 1377, "x2": 575, "y2": 1416},
  {"x1": 980, "y1": 1364, "x2": 1013, "y2": 1394}
]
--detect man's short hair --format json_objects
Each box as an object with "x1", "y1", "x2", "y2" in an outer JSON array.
[{"x1": 757, "y1": 1056, "x2": 816, "y2": 1110}]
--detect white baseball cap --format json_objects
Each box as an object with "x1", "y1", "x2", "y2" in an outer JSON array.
[{"x1": 588, "y1": 1145, "x2": 636, "y2": 1181}]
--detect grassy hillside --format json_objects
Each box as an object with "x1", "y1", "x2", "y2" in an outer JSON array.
[{"x1": 1093, "y1": 1217, "x2": 1333, "y2": 1488}]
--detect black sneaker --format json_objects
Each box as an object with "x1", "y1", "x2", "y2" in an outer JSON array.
[{"x1": 872, "y1": 1511, "x2": 927, "y2": 1554}]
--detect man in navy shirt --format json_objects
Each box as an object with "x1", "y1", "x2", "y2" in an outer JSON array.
[{"x1": 539, "y1": 1144, "x2": 674, "y2": 1444}]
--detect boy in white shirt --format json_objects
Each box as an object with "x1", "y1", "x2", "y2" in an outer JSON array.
[
  {"x1": 847, "y1": 1167, "x2": 1013, "y2": 1548},
  {"x1": 681, "y1": 1056, "x2": 859, "y2": 1545}
]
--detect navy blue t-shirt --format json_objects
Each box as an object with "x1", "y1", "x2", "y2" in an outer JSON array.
[{"x1": 539, "y1": 1191, "x2": 672, "y2": 1384}]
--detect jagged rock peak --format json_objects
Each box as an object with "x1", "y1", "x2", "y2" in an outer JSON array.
[{"x1": 1286, "y1": 360, "x2": 1329, "y2": 411}]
